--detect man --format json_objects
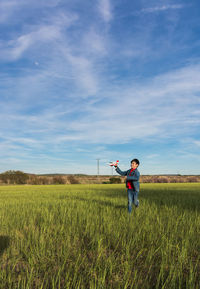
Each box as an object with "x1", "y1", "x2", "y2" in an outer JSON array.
[{"x1": 115, "y1": 159, "x2": 140, "y2": 214}]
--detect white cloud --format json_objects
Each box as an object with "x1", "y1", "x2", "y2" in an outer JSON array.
[
  {"x1": 146, "y1": 154, "x2": 160, "y2": 159},
  {"x1": 141, "y1": 4, "x2": 185, "y2": 14},
  {"x1": 0, "y1": 7, "x2": 99, "y2": 96},
  {"x1": 1, "y1": 62, "x2": 200, "y2": 149},
  {"x1": 0, "y1": 11, "x2": 78, "y2": 61},
  {"x1": 59, "y1": 48, "x2": 99, "y2": 96},
  {"x1": 98, "y1": 0, "x2": 112, "y2": 22},
  {"x1": 0, "y1": 0, "x2": 24, "y2": 23},
  {"x1": 82, "y1": 28, "x2": 107, "y2": 55},
  {"x1": 0, "y1": 0, "x2": 62, "y2": 23},
  {"x1": 193, "y1": 141, "x2": 200, "y2": 147},
  {"x1": 61, "y1": 63, "x2": 200, "y2": 144}
]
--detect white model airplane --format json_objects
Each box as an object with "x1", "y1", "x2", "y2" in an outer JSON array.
[{"x1": 109, "y1": 160, "x2": 119, "y2": 167}]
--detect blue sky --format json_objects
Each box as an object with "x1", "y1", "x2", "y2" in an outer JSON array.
[{"x1": 0, "y1": 0, "x2": 200, "y2": 175}]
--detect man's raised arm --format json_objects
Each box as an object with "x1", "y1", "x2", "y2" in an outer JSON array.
[{"x1": 115, "y1": 166, "x2": 128, "y2": 176}]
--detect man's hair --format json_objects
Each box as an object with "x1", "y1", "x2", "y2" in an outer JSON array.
[{"x1": 131, "y1": 159, "x2": 140, "y2": 166}]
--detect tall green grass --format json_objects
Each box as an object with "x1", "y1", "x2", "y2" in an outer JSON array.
[{"x1": 0, "y1": 183, "x2": 199, "y2": 289}]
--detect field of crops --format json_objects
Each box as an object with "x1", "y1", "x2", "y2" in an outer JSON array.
[{"x1": 0, "y1": 183, "x2": 199, "y2": 289}]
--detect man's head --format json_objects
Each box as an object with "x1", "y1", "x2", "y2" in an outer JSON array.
[{"x1": 131, "y1": 159, "x2": 140, "y2": 169}]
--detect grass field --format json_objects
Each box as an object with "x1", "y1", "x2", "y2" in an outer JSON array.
[{"x1": 0, "y1": 183, "x2": 199, "y2": 289}]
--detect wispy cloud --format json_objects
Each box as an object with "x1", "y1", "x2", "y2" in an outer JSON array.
[
  {"x1": 67, "y1": 63, "x2": 200, "y2": 143},
  {"x1": 98, "y1": 0, "x2": 112, "y2": 22},
  {"x1": 0, "y1": 12, "x2": 78, "y2": 61},
  {"x1": 146, "y1": 154, "x2": 160, "y2": 159},
  {"x1": 0, "y1": 0, "x2": 61, "y2": 23},
  {"x1": 0, "y1": 0, "x2": 23, "y2": 23},
  {"x1": 193, "y1": 141, "x2": 200, "y2": 147},
  {"x1": 140, "y1": 4, "x2": 185, "y2": 14},
  {"x1": 62, "y1": 52, "x2": 99, "y2": 96},
  {"x1": 82, "y1": 28, "x2": 107, "y2": 55},
  {"x1": 1, "y1": 62, "x2": 200, "y2": 147}
]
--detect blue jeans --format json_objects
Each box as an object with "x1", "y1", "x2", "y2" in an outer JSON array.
[{"x1": 127, "y1": 189, "x2": 139, "y2": 213}]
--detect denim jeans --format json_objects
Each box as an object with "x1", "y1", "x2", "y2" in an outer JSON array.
[{"x1": 127, "y1": 189, "x2": 139, "y2": 213}]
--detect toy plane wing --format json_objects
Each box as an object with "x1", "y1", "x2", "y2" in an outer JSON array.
[{"x1": 109, "y1": 160, "x2": 119, "y2": 166}]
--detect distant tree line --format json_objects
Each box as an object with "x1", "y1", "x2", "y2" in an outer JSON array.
[
  {"x1": 108, "y1": 175, "x2": 200, "y2": 184},
  {"x1": 141, "y1": 175, "x2": 200, "y2": 183},
  {"x1": 0, "y1": 171, "x2": 199, "y2": 185},
  {"x1": 0, "y1": 171, "x2": 80, "y2": 185},
  {"x1": 0, "y1": 170, "x2": 29, "y2": 184}
]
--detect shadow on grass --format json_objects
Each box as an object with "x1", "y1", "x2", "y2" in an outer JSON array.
[
  {"x1": 62, "y1": 184, "x2": 200, "y2": 212},
  {"x1": 99, "y1": 186, "x2": 200, "y2": 213},
  {"x1": 67, "y1": 195, "x2": 126, "y2": 210},
  {"x1": 0, "y1": 236, "x2": 10, "y2": 257}
]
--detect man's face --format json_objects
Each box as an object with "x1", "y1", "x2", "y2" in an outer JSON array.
[{"x1": 131, "y1": 161, "x2": 138, "y2": 169}]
